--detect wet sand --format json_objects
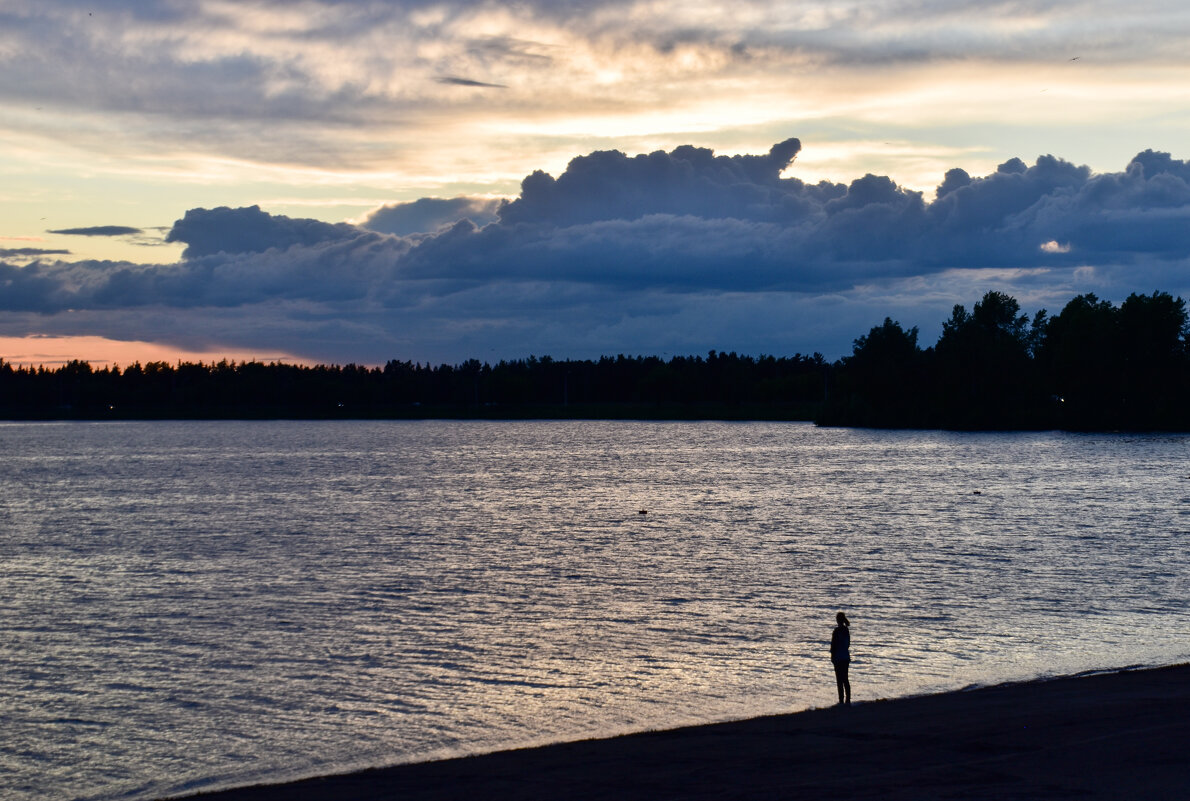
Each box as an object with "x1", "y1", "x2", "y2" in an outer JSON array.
[{"x1": 175, "y1": 663, "x2": 1190, "y2": 801}]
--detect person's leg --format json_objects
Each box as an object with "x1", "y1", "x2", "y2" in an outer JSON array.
[
  {"x1": 841, "y1": 662, "x2": 851, "y2": 704},
  {"x1": 834, "y1": 663, "x2": 846, "y2": 704}
]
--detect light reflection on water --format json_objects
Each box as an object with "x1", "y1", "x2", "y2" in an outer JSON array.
[{"x1": 0, "y1": 421, "x2": 1187, "y2": 801}]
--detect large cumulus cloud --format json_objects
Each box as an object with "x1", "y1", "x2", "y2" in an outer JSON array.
[
  {"x1": 498, "y1": 139, "x2": 812, "y2": 226},
  {"x1": 3, "y1": 139, "x2": 1190, "y2": 362},
  {"x1": 397, "y1": 139, "x2": 1190, "y2": 291}
]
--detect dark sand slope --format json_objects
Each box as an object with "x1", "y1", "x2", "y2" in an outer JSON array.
[{"x1": 179, "y1": 664, "x2": 1190, "y2": 801}]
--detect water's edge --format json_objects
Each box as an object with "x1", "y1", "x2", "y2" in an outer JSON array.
[{"x1": 164, "y1": 657, "x2": 1190, "y2": 801}]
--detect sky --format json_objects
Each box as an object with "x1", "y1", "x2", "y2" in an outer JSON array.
[{"x1": 2, "y1": 0, "x2": 1189, "y2": 367}]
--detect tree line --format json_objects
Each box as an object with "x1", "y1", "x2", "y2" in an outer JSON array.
[
  {"x1": 820, "y1": 290, "x2": 1190, "y2": 430},
  {"x1": 1, "y1": 289, "x2": 1187, "y2": 429},
  {"x1": 0, "y1": 351, "x2": 827, "y2": 420}
]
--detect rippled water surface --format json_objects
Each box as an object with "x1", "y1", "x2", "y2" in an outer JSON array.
[{"x1": 1, "y1": 421, "x2": 1188, "y2": 800}]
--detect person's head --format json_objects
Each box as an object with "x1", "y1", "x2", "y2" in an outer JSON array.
[{"x1": 836, "y1": 611, "x2": 849, "y2": 627}]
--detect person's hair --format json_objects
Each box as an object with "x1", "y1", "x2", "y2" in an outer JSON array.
[{"x1": 836, "y1": 611, "x2": 849, "y2": 627}]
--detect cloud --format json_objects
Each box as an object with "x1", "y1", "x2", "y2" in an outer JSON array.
[
  {"x1": 434, "y1": 76, "x2": 508, "y2": 88},
  {"x1": 360, "y1": 197, "x2": 503, "y2": 236},
  {"x1": 47, "y1": 225, "x2": 143, "y2": 237},
  {"x1": 3, "y1": 0, "x2": 1187, "y2": 179},
  {"x1": 4, "y1": 140, "x2": 1190, "y2": 363},
  {"x1": 0, "y1": 247, "x2": 71, "y2": 257},
  {"x1": 498, "y1": 138, "x2": 809, "y2": 226},
  {"x1": 165, "y1": 205, "x2": 362, "y2": 258}
]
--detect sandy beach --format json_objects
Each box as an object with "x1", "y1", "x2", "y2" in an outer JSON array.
[{"x1": 175, "y1": 662, "x2": 1190, "y2": 801}]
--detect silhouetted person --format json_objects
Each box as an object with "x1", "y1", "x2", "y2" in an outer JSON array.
[{"x1": 830, "y1": 612, "x2": 851, "y2": 705}]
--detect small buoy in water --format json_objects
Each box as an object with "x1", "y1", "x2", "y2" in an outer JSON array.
[
  {"x1": 638, "y1": 509, "x2": 648, "y2": 515},
  {"x1": 973, "y1": 490, "x2": 982, "y2": 495}
]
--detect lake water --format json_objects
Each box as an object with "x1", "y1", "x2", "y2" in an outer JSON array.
[{"x1": 1, "y1": 421, "x2": 1188, "y2": 800}]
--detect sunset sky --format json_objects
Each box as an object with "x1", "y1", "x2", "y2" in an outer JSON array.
[{"x1": 2, "y1": 0, "x2": 1189, "y2": 366}]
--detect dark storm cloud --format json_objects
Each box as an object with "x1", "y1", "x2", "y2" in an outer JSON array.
[
  {"x1": 360, "y1": 197, "x2": 503, "y2": 236},
  {"x1": 5, "y1": 140, "x2": 1190, "y2": 362}
]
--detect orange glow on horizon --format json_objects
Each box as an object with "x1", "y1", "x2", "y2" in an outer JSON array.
[{"x1": 0, "y1": 336, "x2": 307, "y2": 369}]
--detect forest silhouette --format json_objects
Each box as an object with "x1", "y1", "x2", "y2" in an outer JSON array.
[
  {"x1": 819, "y1": 290, "x2": 1190, "y2": 430},
  {"x1": 2, "y1": 290, "x2": 1188, "y2": 430}
]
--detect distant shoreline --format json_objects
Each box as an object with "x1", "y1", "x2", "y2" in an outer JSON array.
[
  {"x1": 0, "y1": 401, "x2": 822, "y2": 422},
  {"x1": 8, "y1": 411, "x2": 1190, "y2": 432},
  {"x1": 173, "y1": 662, "x2": 1190, "y2": 801}
]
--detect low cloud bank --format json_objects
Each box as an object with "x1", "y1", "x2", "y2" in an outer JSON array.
[{"x1": 4, "y1": 140, "x2": 1189, "y2": 362}]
